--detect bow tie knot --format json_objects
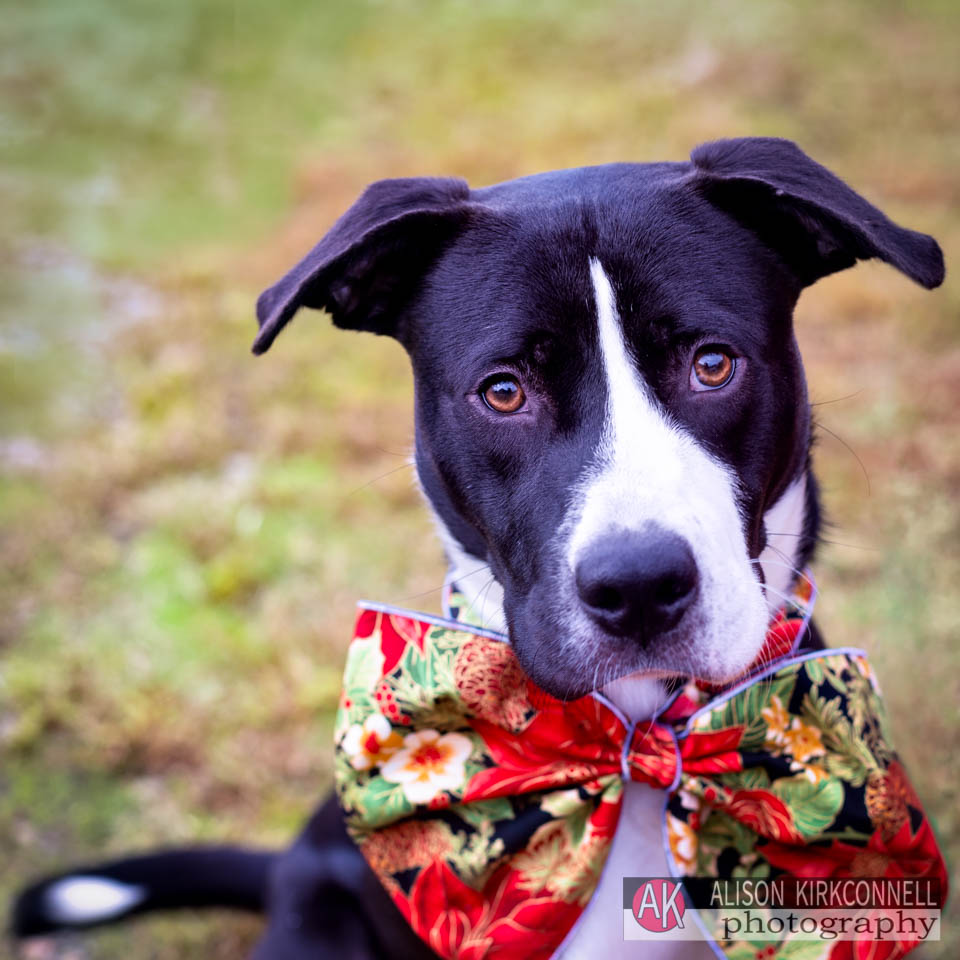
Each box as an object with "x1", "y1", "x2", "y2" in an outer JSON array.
[{"x1": 622, "y1": 720, "x2": 680, "y2": 789}]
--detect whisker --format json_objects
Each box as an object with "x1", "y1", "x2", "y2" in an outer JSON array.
[
  {"x1": 766, "y1": 542, "x2": 796, "y2": 565},
  {"x1": 816, "y1": 421, "x2": 871, "y2": 495},
  {"x1": 766, "y1": 531, "x2": 877, "y2": 552},
  {"x1": 751, "y1": 556, "x2": 801, "y2": 571},
  {"x1": 442, "y1": 563, "x2": 492, "y2": 590},
  {"x1": 345, "y1": 461, "x2": 414, "y2": 497},
  {"x1": 476, "y1": 575, "x2": 498, "y2": 628},
  {"x1": 758, "y1": 581, "x2": 796, "y2": 606},
  {"x1": 598, "y1": 652, "x2": 614, "y2": 692},
  {"x1": 769, "y1": 544, "x2": 805, "y2": 578},
  {"x1": 810, "y1": 390, "x2": 863, "y2": 408},
  {"x1": 397, "y1": 563, "x2": 492, "y2": 604},
  {"x1": 372, "y1": 445, "x2": 415, "y2": 458},
  {"x1": 750, "y1": 555, "x2": 806, "y2": 586}
]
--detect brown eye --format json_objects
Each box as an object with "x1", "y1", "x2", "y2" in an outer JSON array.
[
  {"x1": 692, "y1": 347, "x2": 735, "y2": 390},
  {"x1": 481, "y1": 375, "x2": 526, "y2": 413}
]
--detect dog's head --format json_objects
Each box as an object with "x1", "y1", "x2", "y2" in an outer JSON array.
[{"x1": 254, "y1": 138, "x2": 943, "y2": 701}]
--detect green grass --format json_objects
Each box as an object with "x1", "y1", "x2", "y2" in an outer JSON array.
[{"x1": 1, "y1": 1, "x2": 958, "y2": 956}]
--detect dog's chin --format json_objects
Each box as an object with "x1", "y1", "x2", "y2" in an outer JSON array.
[
  {"x1": 514, "y1": 645, "x2": 764, "y2": 705},
  {"x1": 506, "y1": 613, "x2": 768, "y2": 703},
  {"x1": 504, "y1": 624, "x2": 695, "y2": 703},
  {"x1": 507, "y1": 653, "x2": 606, "y2": 702}
]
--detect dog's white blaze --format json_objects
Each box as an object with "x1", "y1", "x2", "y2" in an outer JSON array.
[
  {"x1": 760, "y1": 474, "x2": 807, "y2": 610},
  {"x1": 560, "y1": 261, "x2": 755, "y2": 960},
  {"x1": 570, "y1": 259, "x2": 768, "y2": 692},
  {"x1": 44, "y1": 876, "x2": 146, "y2": 924}
]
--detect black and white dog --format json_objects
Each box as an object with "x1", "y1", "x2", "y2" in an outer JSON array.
[{"x1": 12, "y1": 138, "x2": 944, "y2": 959}]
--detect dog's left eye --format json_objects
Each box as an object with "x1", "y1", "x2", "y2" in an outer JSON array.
[
  {"x1": 480, "y1": 374, "x2": 526, "y2": 413},
  {"x1": 691, "y1": 347, "x2": 736, "y2": 390}
]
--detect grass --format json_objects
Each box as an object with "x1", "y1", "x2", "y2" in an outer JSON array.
[{"x1": 1, "y1": 1, "x2": 958, "y2": 956}]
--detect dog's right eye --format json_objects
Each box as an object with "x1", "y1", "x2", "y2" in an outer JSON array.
[{"x1": 480, "y1": 375, "x2": 526, "y2": 414}]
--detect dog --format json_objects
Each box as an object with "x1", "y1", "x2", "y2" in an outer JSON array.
[{"x1": 11, "y1": 138, "x2": 945, "y2": 959}]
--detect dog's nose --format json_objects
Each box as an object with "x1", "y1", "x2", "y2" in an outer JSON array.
[{"x1": 575, "y1": 528, "x2": 699, "y2": 641}]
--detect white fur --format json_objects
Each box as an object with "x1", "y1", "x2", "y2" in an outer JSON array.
[
  {"x1": 558, "y1": 787, "x2": 712, "y2": 960},
  {"x1": 433, "y1": 517, "x2": 507, "y2": 633},
  {"x1": 44, "y1": 876, "x2": 146, "y2": 924},
  {"x1": 759, "y1": 475, "x2": 807, "y2": 611},
  {"x1": 564, "y1": 260, "x2": 768, "y2": 685}
]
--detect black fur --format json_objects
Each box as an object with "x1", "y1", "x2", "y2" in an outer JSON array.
[{"x1": 13, "y1": 848, "x2": 273, "y2": 935}]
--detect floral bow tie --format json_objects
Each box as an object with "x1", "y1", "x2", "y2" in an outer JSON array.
[{"x1": 333, "y1": 578, "x2": 946, "y2": 960}]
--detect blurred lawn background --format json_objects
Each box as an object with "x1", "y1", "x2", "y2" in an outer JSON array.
[{"x1": 1, "y1": 1, "x2": 958, "y2": 956}]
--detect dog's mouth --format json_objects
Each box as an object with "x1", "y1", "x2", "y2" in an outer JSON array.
[
  {"x1": 511, "y1": 628, "x2": 766, "y2": 704},
  {"x1": 503, "y1": 559, "x2": 771, "y2": 703},
  {"x1": 512, "y1": 643, "x2": 695, "y2": 704}
]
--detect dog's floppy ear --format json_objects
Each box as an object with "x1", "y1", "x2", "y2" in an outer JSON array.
[
  {"x1": 253, "y1": 177, "x2": 471, "y2": 354},
  {"x1": 691, "y1": 137, "x2": 944, "y2": 289}
]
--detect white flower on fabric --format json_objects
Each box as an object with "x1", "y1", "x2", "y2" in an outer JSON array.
[
  {"x1": 381, "y1": 729, "x2": 472, "y2": 805},
  {"x1": 341, "y1": 713, "x2": 404, "y2": 771}
]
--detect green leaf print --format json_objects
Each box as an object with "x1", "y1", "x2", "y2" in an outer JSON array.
[{"x1": 770, "y1": 774, "x2": 843, "y2": 838}]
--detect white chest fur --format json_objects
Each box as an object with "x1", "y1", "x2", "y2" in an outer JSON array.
[
  {"x1": 556, "y1": 676, "x2": 714, "y2": 959},
  {"x1": 557, "y1": 781, "x2": 713, "y2": 960}
]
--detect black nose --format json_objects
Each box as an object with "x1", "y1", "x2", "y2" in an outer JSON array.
[{"x1": 575, "y1": 527, "x2": 699, "y2": 642}]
